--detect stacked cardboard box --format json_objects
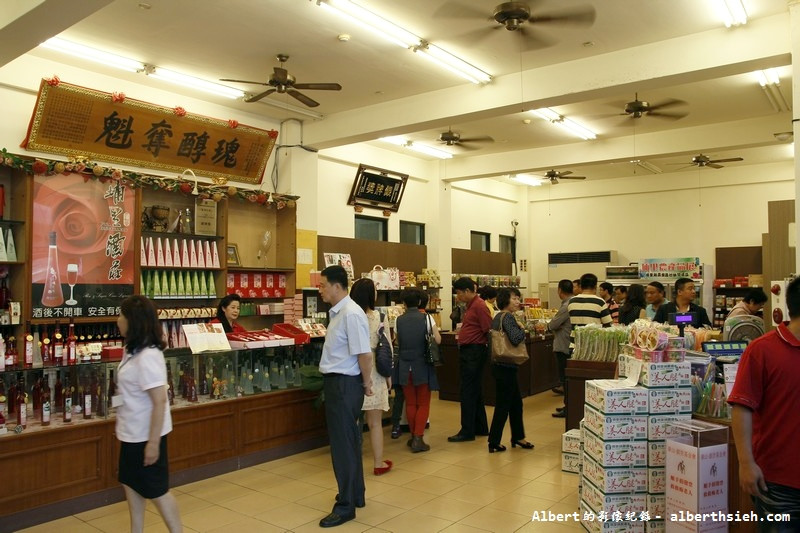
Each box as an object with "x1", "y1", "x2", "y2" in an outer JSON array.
[{"x1": 561, "y1": 428, "x2": 582, "y2": 473}]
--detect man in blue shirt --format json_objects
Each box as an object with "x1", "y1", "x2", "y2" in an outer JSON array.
[{"x1": 317, "y1": 265, "x2": 373, "y2": 528}]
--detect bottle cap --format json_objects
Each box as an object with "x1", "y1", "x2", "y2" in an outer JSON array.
[{"x1": 49, "y1": 232, "x2": 57, "y2": 245}]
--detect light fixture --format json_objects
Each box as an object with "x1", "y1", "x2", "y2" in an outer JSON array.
[
  {"x1": 714, "y1": 0, "x2": 748, "y2": 27},
  {"x1": 632, "y1": 159, "x2": 663, "y2": 174},
  {"x1": 146, "y1": 66, "x2": 245, "y2": 99},
  {"x1": 181, "y1": 169, "x2": 199, "y2": 195},
  {"x1": 753, "y1": 69, "x2": 790, "y2": 112},
  {"x1": 509, "y1": 174, "x2": 543, "y2": 187},
  {"x1": 378, "y1": 136, "x2": 453, "y2": 159},
  {"x1": 316, "y1": 0, "x2": 491, "y2": 84},
  {"x1": 774, "y1": 131, "x2": 793, "y2": 142},
  {"x1": 530, "y1": 108, "x2": 597, "y2": 140},
  {"x1": 40, "y1": 37, "x2": 145, "y2": 72}
]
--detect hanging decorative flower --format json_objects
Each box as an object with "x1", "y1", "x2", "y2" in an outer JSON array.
[
  {"x1": 46, "y1": 76, "x2": 60, "y2": 87},
  {"x1": 31, "y1": 160, "x2": 49, "y2": 175},
  {"x1": 92, "y1": 165, "x2": 106, "y2": 177},
  {"x1": 256, "y1": 193, "x2": 268, "y2": 204},
  {"x1": 227, "y1": 186, "x2": 238, "y2": 197},
  {"x1": 111, "y1": 92, "x2": 126, "y2": 103},
  {"x1": 247, "y1": 193, "x2": 258, "y2": 203},
  {"x1": 268, "y1": 130, "x2": 279, "y2": 139},
  {"x1": 277, "y1": 201, "x2": 286, "y2": 210},
  {"x1": 287, "y1": 200, "x2": 296, "y2": 209},
  {"x1": 54, "y1": 162, "x2": 66, "y2": 174},
  {"x1": 212, "y1": 192, "x2": 224, "y2": 202},
  {"x1": 173, "y1": 106, "x2": 187, "y2": 116},
  {"x1": 111, "y1": 168, "x2": 123, "y2": 180},
  {"x1": 227, "y1": 119, "x2": 239, "y2": 129}
]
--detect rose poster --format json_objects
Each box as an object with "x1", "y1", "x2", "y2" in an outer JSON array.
[{"x1": 31, "y1": 173, "x2": 134, "y2": 319}]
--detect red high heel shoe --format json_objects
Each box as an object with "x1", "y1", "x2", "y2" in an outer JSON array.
[{"x1": 373, "y1": 460, "x2": 393, "y2": 476}]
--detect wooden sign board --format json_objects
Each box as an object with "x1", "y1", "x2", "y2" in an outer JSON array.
[
  {"x1": 348, "y1": 164, "x2": 408, "y2": 212},
  {"x1": 23, "y1": 79, "x2": 277, "y2": 185}
]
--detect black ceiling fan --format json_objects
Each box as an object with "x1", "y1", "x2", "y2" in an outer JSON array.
[
  {"x1": 434, "y1": 1, "x2": 596, "y2": 51},
  {"x1": 437, "y1": 129, "x2": 494, "y2": 150},
  {"x1": 542, "y1": 169, "x2": 586, "y2": 184},
  {"x1": 688, "y1": 154, "x2": 743, "y2": 169},
  {"x1": 619, "y1": 92, "x2": 688, "y2": 121},
  {"x1": 220, "y1": 54, "x2": 341, "y2": 107}
]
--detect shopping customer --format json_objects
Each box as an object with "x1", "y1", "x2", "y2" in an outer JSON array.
[
  {"x1": 645, "y1": 281, "x2": 668, "y2": 319},
  {"x1": 396, "y1": 288, "x2": 439, "y2": 452},
  {"x1": 548, "y1": 279, "x2": 573, "y2": 403},
  {"x1": 318, "y1": 265, "x2": 373, "y2": 528},
  {"x1": 598, "y1": 282, "x2": 620, "y2": 324},
  {"x1": 618, "y1": 284, "x2": 647, "y2": 325},
  {"x1": 728, "y1": 276, "x2": 800, "y2": 530},
  {"x1": 726, "y1": 288, "x2": 767, "y2": 319},
  {"x1": 350, "y1": 278, "x2": 392, "y2": 475},
  {"x1": 487, "y1": 288, "x2": 534, "y2": 453},
  {"x1": 448, "y1": 277, "x2": 492, "y2": 442},
  {"x1": 653, "y1": 278, "x2": 712, "y2": 327},
  {"x1": 115, "y1": 295, "x2": 182, "y2": 533},
  {"x1": 479, "y1": 285, "x2": 499, "y2": 317},
  {"x1": 210, "y1": 293, "x2": 246, "y2": 333}
]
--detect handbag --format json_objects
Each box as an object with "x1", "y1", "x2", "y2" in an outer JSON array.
[
  {"x1": 375, "y1": 313, "x2": 393, "y2": 377},
  {"x1": 424, "y1": 315, "x2": 442, "y2": 366},
  {"x1": 490, "y1": 312, "x2": 529, "y2": 365}
]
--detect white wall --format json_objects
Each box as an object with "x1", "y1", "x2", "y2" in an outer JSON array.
[{"x1": 449, "y1": 181, "x2": 521, "y2": 253}]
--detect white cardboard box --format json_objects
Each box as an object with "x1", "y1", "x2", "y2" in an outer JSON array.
[
  {"x1": 648, "y1": 388, "x2": 692, "y2": 414},
  {"x1": 639, "y1": 361, "x2": 691, "y2": 388},
  {"x1": 583, "y1": 429, "x2": 647, "y2": 468},
  {"x1": 585, "y1": 380, "x2": 649, "y2": 415},
  {"x1": 562, "y1": 428, "x2": 583, "y2": 454},
  {"x1": 648, "y1": 440, "x2": 667, "y2": 467},
  {"x1": 647, "y1": 492, "x2": 666, "y2": 516},
  {"x1": 580, "y1": 500, "x2": 645, "y2": 533},
  {"x1": 648, "y1": 414, "x2": 692, "y2": 441},
  {"x1": 648, "y1": 467, "x2": 666, "y2": 494},
  {"x1": 584, "y1": 404, "x2": 648, "y2": 441},
  {"x1": 581, "y1": 479, "x2": 647, "y2": 515},
  {"x1": 582, "y1": 453, "x2": 648, "y2": 494},
  {"x1": 562, "y1": 452, "x2": 581, "y2": 473}
]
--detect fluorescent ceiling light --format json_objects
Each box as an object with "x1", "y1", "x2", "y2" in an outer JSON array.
[
  {"x1": 530, "y1": 108, "x2": 597, "y2": 140},
  {"x1": 509, "y1": 174, "x2": 543, "y2": 187},
  {"x1": 415, "y1": 44, "x2": 491, "y2": 84},
  {"x1": 378, "y1": 136, "x2": 407, "y2": 146},
  {"x1": 378, "y1": 136, "x2": 452, "y2": 159},
  {"x1": 319, "y1": 0, "x2": 418, "y2": 48},
  {"x1": 632, "y1": 160, "x2": 662, "y2": 174},
  {"x1": 715, "y1": 0, "x2": 748, "y2": 27},
  {"x1": 754, "y1": 69, "x2": 780, "y2": 87},
  {"x1": 41, "y1": 37, "x2": 145, "y2": 72},
  {"x1": 147, "y1": 67, "x2": 245, "y2": 99}
]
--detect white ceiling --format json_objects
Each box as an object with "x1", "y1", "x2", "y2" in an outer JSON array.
[{"x1": 1, "y1": 0, "x2": 795, "y2": 184}]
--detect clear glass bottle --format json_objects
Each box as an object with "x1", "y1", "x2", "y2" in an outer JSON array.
[{"x1": 41, "y1": 232, "x2": 64, "y2": 307}]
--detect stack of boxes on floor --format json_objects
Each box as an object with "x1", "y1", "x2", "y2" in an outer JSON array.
[{"x1": 565, "y1": 355, "x2": 692, "y2": 533}]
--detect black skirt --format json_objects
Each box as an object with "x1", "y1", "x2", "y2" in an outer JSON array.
[{"x1": 118, "y1": 435, "x2": 169, "y2": 499}]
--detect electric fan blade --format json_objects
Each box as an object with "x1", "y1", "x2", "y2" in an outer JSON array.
[
  {"x1": 518, "y1": 27, "x2": 558, "y2": 51},
  {"x1": 452, "y1": 25, "x2": 500, "y2": 45},
  {"x1": 220, "y1": 78, "x2": 269, "y2": 86},
  {"x1": 646, "y1": 110, "x2": 688, "y2": 120},
  {"x1": 451, "y1": 142, "x2": 480, "y2": 151},
  {"x1": 457, "y1": 136, "x2": 494, "y2": 143},
  {"x1": 433, "y1": 1, "x2": 492, "y2": 20},
  {"x1": 528, "y1": 5, "x2": 596, "y2": 25},
  {"x1": 706, "y1": 163, "x2": 724, "y2": 169},
  {"x1": 559, "y1": 176, "x2": 586, "y2": 180},
  {"x1": 558, "y1": 170, "x2": 573, "y2": 177},
  {"x1": 293, "y1": 82, "x2": 342, "y2": 91},
  {"x1": 647, "y1": 98, "x2": 686, "y2": 111},
  {"x1": 273, "y1": 67, "x2": 289, "y2": 83},
  {"x1": 245, "y1": 89, "x2": 276, "y2": 103},
  {"x1": 287, "y1": 89, "x2": 320, "y2": 107},
  {"x1": 708, "y1": 157, "x2": 743, "y2": 164}
]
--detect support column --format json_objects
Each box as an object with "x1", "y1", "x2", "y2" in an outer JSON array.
[
  {"x1": 790, "y1": 0, "x2": 800, "y2": 270},
  {"x1": 427, "y1": 162, "x2": 454, "y2": 329}
]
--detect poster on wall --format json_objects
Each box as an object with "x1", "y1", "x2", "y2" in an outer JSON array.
[
  {"x1": 323, "y1": 253, "x2": 354, "y2": 282},
  {"x1": 31, "y1": 173, "x2": 134, "y2": 319}
]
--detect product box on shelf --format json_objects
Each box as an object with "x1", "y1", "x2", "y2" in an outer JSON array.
[
  {"x1": 648, "y1": 440, "x2": 667, "y2": 467},
  {"x1": 579, "y1": 500, "x2": 645, "y2": 533},
  {"x1": 639, "y1": 361, "x2": 691, "y2": 388},
  {"x1": 584, "y1": 404, "x2": 648, "y2": 441},
  {"x1": 226, "y1": 331, "x2": 293, "y2": 349},
  {"x1": 580, "y1": 476, "x2": 647, "y2": 515},
  {"x1": 582, "y1": 453, "x2": 648, "y2": 494},
  {"x1": 648, "y1": 414, "x2": 692, "y2": 441},
  {"x1": 585, "y1": 379, "x2": 649, "y2": 415},
  {"x1": 647, "y1": 388, "x2": 692, "y2": 414},
  {"x1": 647, "y1": 493, "x2": 666, "y2": 517},
  {"x1": 583, "y1": 429, "x2": 647, "y2": 468},
  {"x1": 648, "y1": 467, "x2": 666, "y2": 494},
  {"x1": 645, "y1": 521, "x2": 665, "y2": 533},
  {"x1": 562, "y1": 428, "x2": 582, "y2": 454},
  {"x1": 562, "y1": 452, "x2": 581, "y2": 473}
]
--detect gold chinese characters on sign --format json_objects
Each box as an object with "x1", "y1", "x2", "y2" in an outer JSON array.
[{"x1": 23, "y1": 80, "x2": 278, "y2": 185}]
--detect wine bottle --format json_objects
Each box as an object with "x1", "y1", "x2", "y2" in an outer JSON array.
[
  {"x1": 91, "y1": 371, "x2": 103, "y2": 417},
  {"x1": 54, "y1": 373, "x2": 63, "y2": 414},
  {"x1": 107, "y1": 369, "x2": 116, "y2": 409},
  {"x1": 41, "y1": 376, "x2": 51, "y2": 426},
  {"x1": 166, "y1": 365, "x2": 175, "y2": 405},
  {"x1": 41, "y1": 326, "x2": 51, "y2": 364},
  {"x1": 0, "y1": 333, "x2": 5, "y2": 372},
  {"x1": 4, "y1": 335, "x2": 13, "y2": 368},
  {"x1": 63, "y1": 372, "x2": 72, "y2": 423},
  {"x1": 23, "y1": 322, "x2": 33, "y2": 368},
  {"x1": 7, "y1": 378, "x2": 15, "y2": 415},
  {"x1": 83, "y1": 376, "x2": 92, "y2": 419},
  {"x1": 16, "y1": 375, "x2": 26, "y2": 429},
  {"x1": 41, "y1": 232, "x2": 65, "y2": 307},
  {"x1": 0, "y1": 379, "x2": 6, "y2": 421},
  {"x1": 31, "y1": 377, "x2": 42, "y2": 420},
  {"x1": 53, "y1": 323, "x2": 64, "y2": 362},
  {"x1": 67, "y1": 319, "x2": 77, "y2": 365},
  {"x1": 0, "y1": 279, "x2": 8, "y2": 315}
]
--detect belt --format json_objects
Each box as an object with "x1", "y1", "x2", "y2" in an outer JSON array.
[{"x1": 322, "y1": 373, "x2": 361, "y2": 379}]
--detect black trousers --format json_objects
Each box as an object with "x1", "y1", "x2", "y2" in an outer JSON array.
[
  {"x1": 555, "y1": 351, "x2": 569, "y2": 387},
  {"x1": 458, "y1": 343, "x2": 488, "y2": 438},
  {"x1": 323, "y1": 374, "x2": 365, "y2": 515},
  {"x1": 488, "y1": 365, "x2": 525, "y2": 445},
  {"x1": 390, "y1": 386, "x2": 405, "y2": 426}
]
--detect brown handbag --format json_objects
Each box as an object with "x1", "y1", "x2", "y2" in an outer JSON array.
[{"x1": 490, "y1": 312, "x2": 529, "y2": 365}]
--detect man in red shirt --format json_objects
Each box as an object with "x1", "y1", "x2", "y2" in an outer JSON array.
[
  {"x1": 728, "y1": 276, "x2": 800, "y2": 529},
  {"x1": 448, "y1": 277, "x2": 493, "y2": 442}
]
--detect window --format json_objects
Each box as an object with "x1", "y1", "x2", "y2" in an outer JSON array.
[
  {"x1": 355, "y1": 215, "x2": 387, "y2": 241},
  {"x1": 470, "y1": 231, "x2": 490, "y2": 251},
  {"x1": 499, "y1": 235, "x2": 513, "y2": 255},
  {"x1": 400, "y1": 221, "x2": 425, "y2": 245}
]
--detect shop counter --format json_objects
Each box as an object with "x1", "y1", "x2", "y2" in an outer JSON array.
[
  {"x1": 564, "y1": 359, "x2": 618, "y2": 430},
  {"x1": 436, "y1": 332, "x2": 559, "y2": 406}
]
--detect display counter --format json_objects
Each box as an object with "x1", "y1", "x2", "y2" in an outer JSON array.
[
  {"x1": 436, "y1": 332, "x2": 559, "y2": 405},
  {"x1": 564, "y1": 359, "x2": 617, "y2": 430},
  {"x1": 0, "y1": 346, "x2": 327, "y2": 529}
]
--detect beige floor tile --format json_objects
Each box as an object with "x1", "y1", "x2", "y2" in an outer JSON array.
[
  {"x1": 487, "y1": 492, "x2": 558, "y2": 516},
  {"x1": 374, "y1": 509, "x2": 454, "y2": 533},
  {"x1": 249, "y1": 455, "x2": 297, "y2": 471},
  {"x1": 256, "y1": 478, "x2": 327, "y2": 501},
  {"x1": 394, "y1": 457, "x2": 450, "y2": 475},
  {"x1": 452, "y1": 452, "x2": 518, "y2": 471},
  {"x1": 292, "y1": 446, "x2": 331, "y2": 461},
  {"x1": 186, "y1": 480, "x2": 254, "y2": 503},
  {"x1": 401, "y1": 474, "x2": 463, "y2": 496},
  {"x1": 411, "y1": 495, "x2": 482, "y2": 522},
  {"x1": 219, "y1": 490, "x2": 291, "y2": 516},
  {"x1": 18, "y1": 516, "x2": 102, "y2": 532},
  {"x1": 252, "y1": 501, "x2": 326, "y2": 530},
  {"x1": 297, "y1": 451, "x2": 335, "y2": 468},
  {"x1": 365, "y1": 467, "x2": 425, "y2": 487},
  {"x1": 349, "y1": 501, "x2": 406, "y2": 527},
  {"x1": 457, "y1": 506, "x2": 532, "y2": 532},
  {"x1": 509, "y1": 454, "x2": 562, "y2": 469},
  {"x1": 516, "y1": 481, "x2": 580, "y2": 502},
  {"x1": 423, "y1": 449, "x2": 481, "y2": 465},
  {"x1": 216, "y1": 468, "x2": 286, "y2": 489},
  {"x1": 301, "y1": 468, "x2": 341, "y2": 489},
  {"x1": 492, "y1": 461, "x2": 552, "y2": 480},
  {"x1": 535, "y1": 467, "x2": 582, "y2": 487},
  {"x1": 364, "y1": 478, "x2": 399, "y2": 498},
  {"x1": 86, "y1": 510, "x2": 161, "y2": 533},
  {"x1": 548, "y1": 501, "x2": 580, "y2": 515},
  {"x1": 558, "y1": 491, "x2": 579, "y2": 505},
  {"x1": 294, "y1": 488, "x2": 340, "y2": 513},
  {"x1": 269, "y1": 460, "x2": 329, "y2": 480},
  {"x1": 516, "y1": 518, "x2": 585, "y2": 532},
  {"x1": 171, "y1": 492, "x2": 215, "y2": 515},
  {"x1": 180, "y1": 505, "x2": 243, "y2": 532},
  {"x1": 445, "y1": 484, "x2": 512, "y2": 506},
  {"x1": 440, "y1": 524, "x2": 491, "y2": 532},
  {"x1": 471, "y1": 472, "x2": 531, "y2": 491},
  {"x1": 430, "y1": 465, "x2": 487, "y2": 483},
  {"x1": 294, "y1": 517, "x2": 373, "y2": 532},
  {"x1": 371, "y1": 485, "x2": 440, "y2": 510},
  {"x1": 73, "y1": 500, "x2": 130, "y2": 522}
]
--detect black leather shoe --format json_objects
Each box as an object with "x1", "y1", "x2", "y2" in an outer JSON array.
[
  {"x1": 448, "y1": 434, "x2": 475, "y2": 442},
  {"x1": 320, "y1": 511, "x2": 356, "y2": 528},
  {"x1": 552, "y1": 387, "x2": 565, "y2": 395},
  {"x1": 552, "y1": 410, "x2": 566, "y2": 418},
  {"x1": 556, "y1": 406, "x2": 565, "y2": 412},
  {"x1": 475, "y1": 431, "x2": 490, "y2": 437}
]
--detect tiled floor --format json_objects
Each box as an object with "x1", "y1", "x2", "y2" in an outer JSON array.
[{"x1": 20, "y1": 392, "x2": 582, "y2": 533}]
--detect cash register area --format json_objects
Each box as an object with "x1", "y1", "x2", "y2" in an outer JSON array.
[{"x1": 19, "y1": 393, "x2": 579, "y2": 533}]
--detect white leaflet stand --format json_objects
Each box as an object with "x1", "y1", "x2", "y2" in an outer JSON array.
[{"x1": 665, "y1": 420, "x2": 729, "y2": 533}]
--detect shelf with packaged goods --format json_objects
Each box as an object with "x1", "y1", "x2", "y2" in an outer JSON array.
[
  {"x1": 228, "y1": 266, "x2": 295, "y2": 273},
  {"x1": 31, "y1": 316, "x2": 121, "y2": 325},
  {"x1": 141, "y1": 230, "x2": 225, "y2": 241}
]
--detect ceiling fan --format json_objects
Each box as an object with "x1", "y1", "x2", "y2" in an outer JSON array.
[
  {"x1": 437, "y1": 129, "x2": 494, "y2": 150},
  {"x1": 220, "y1": 54, "x2": 341, "y2": 107},
  {"x1": 542, "y1": 169, "x2": 586, "y2": 184},
  {"x1": 688, "y1": 154, "x2": 744, "y2": 169},
  {"x1": 435, "y1": 1, "x2": 596, "y2": 51},
  {"x1": 619, "y1": 92, "x2": 688, "y2": 120}
]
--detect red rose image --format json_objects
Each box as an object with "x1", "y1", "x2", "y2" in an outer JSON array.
[
  {"x1": 46, "y1": 76, "x2": 60, "y2": 87},
  {"x1": 227, "y1": 119, "x2": 239, "y2": 129},
  {"x1": 32, "y1": 173, "x2": 134, "y2": 285},
  {"x1": 111, "y1": 92, "x2": 126, "y2": 103},
  {"x1": 268, "y1": 130, "x2": 278, "y2": 139},
  {"x1": 32, "y1": 160, "x2": 49, "y2": 175},
  {"x1": 173, "y1": 106, "x2": 187, "y2": 116},
  {"x1": 179, "y1": 182, "x2": 193, "y2": 195},
  {"x1": 256, "y1": 193, "x2": 268, "y2": 204}
]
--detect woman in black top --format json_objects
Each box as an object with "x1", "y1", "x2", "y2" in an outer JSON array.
[
  {"x1": 488, "y1": 288, "x2": 534, "y2": 453},
  {"x1": 618, "y1": 284, "x2": 647, "y2": 325}
]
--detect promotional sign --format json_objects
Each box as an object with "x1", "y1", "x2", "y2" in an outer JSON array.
[
  {"x1": 23, "y1": 79, "x2": 278, "y2": 185},
  {"x1": 640, "y1": 257, "x2": 702, "y2": 280},
  {"x1": 323, "y1": 252, "x2": 354, "y2": 282},
  {"x1": 32, "y1": 173, "x2": 134, "y2": 318}
]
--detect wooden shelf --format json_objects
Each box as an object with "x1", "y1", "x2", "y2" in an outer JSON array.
[
  {"x1": 142, "y1": 230, "x2": 224, "y2": 241},
  {"x1": 0, "y1": 219, "x2": 25, "y2": 226},
  {"x1": 31, "y1": 316, "x2": 119, "y2": 325},
  {"x1": 0, "y1": 261, "x2": 25, "y2": 265},
  {"x1": 141, "y1": 266, "x2": 224, "y2": 271},
  {"x1": 228, "y1": 266, "x2": 295, "y2": 272}
]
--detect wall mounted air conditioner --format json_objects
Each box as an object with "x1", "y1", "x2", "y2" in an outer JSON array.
[{"x1": 547, "y1": 251, "x2": 619, "y2": 282}]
